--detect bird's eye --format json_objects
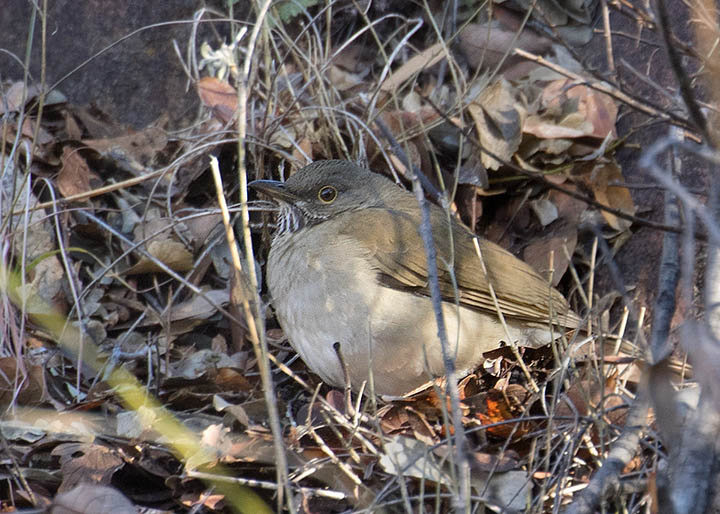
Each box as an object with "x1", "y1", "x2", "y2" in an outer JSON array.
[{"x1": 317, "y1": 185, "x2": 337, "y2": 203}]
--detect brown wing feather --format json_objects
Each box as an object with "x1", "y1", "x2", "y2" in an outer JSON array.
[{"x1": 337, "y1": 205, "x2": 579, "y2": 328}]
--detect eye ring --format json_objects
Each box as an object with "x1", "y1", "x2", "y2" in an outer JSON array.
[{"x1": 317, "y1": 185, "x2": 338, "y2": 204}]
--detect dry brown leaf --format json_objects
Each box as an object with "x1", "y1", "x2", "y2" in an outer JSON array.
[
  {"x1": 21, "y1": 117, "x2": 53, "y2": 145},
  {"x1": 197, "y1": 76, "x2": 238, "y2": 124},
  {"x1": 539, "y1": 79, "x2": 618, "y2": 139},
  {"x1": 125, "y1": 239, "x2": 193, "y2": 275},
  {"x1": 64, "y1": 111, "x2": 83, "y2": 140},
  {"x1": 459, "y1": 21, "x2": 551, "y2": 77},
  {"x1": 476, "y1": 387, "x2": 530, "y2": 439},
  {"x1": 556, "y1": 369, "x2": 628, "y2": 430},
  {"x1": 587, "y1": 162, "x2": 636, "y2": 231},
  {"x1": 292, "y1": 136, "x2": 313, "y2": 164},
  {"x1": 434, "y1": 444, "x2": 519, "y2": 472},
  {"x1": 58, "y1": 147, "x2": 101, "y2": 198},
  {"x1": 51, "y1": 443, "x2": 125, "y2": 492},
  {"x1": 214, "y1": 367, "x2": 252, "y2": 392},
  {"x1": 328, "y1": 64, "x2": 365, "y2": 91},
  {"x1": 0, "y1": 357, "x2": 46, "y2": 407},
  {"x1": 168, "y1": 289, "x2": 228, "y2": 323},
  {"x1": 468, "y1": 79, "x2": 526, "y2": 170},
  {"x1": 181, "y1": 492, "x2": 226, "y2": 510},
  {"x1": 529, "y1": 197, "x2": 559, "y2": 226},
  {"x1": 503, "y1": 0, "x2": 595, "y2": 44},
  {"x1": 380, "y1": 42, "x2": 446, "y2": 93},
  {"x1": 523, "y1": 223, "x2": 578, "y2": 286},
  {"x1": 172, "y1": 349, "x2": 237, "y2": 380},
  {"x1": 2, "y1": 162, "x2": 67, "y2": 312},
  {"x1": 83, "y1": 124, "x2": 168, "y2": 176},
  {"x1": 524, "y1": 114, "x2": 590, "y2": 139},
  {"x1": 3, "y1": 81, "x2": 35, "y2": 112},
  {"x1": 368, "y1": 110, "x2": 433, "y2": 178}
]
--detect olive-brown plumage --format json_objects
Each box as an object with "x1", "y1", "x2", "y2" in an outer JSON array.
[{"x1": 251, "y1": 160, "x2": 578, "y2": 395}]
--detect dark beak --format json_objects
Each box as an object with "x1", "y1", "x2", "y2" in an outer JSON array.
[{"x1": 248, "y1": 179, "x2": 298, "y2": 203}]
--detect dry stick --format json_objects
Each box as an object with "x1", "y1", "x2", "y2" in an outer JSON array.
[
  {"x1": 650, "y1": 128, "x2": 719, "y2": 514},
  {"x1": 650, "y1": 129, "x2": 720, "y2": 513},
  {"x1": 211, "y1": 158, "x2": 291, "y2": 512},
  {"x1": 567, "y1": 127, "x2": 684, "y2": 513},
  {"x1": 27, "y1": 167, "x2": 172, "y2": 214},
  {"x1": 21, "y1": 135, "x2": 241, "y2": 216},
  {"x1": 601, "y1": 0, "x2": 615, "y2": 75},
  {"x1": 654, "y1": 0, "x2": 711, "y2": 145},
  {"x1": 186, "y1": 471, "x2": 346, "y2": 501},
  {"x1": 233, "y1": 2, "x2": 295, "y2": 512},
  {"x1": 305, "y1": 386, "x2": 363, "y2": 488},
  {"x1": 374, "y1": 118, "x2": 471, "y2": 512},
  {"x1": 564, "y1": 392, "x2": 649, "y2": 513},
  {"x1": 333, "y1": 342, "x2": 355, "y2": 417},
  {"x1": 562, "y1": 224, "x2": 647, "y2": 511}
]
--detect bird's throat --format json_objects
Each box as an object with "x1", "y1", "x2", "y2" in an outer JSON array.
[{"x1": 275, "y1": 203, "x2": 305, "y2": 236}]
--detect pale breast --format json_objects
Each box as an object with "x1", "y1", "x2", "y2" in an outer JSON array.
[
  {"x1": 268, "y1": 224, "x2": 378, "y2": 388},
  {"x1": 267, "y1": 216, "x2": 561, "y2": 395},
  {"x1": 268, "y1": 224, "x2": 442, "y2": 393}
]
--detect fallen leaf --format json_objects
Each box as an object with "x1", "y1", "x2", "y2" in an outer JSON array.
[
  {"x1": 578, "y1": 162, "x2": 635, "y2": 232},
  {"x1": 459, "y1": 20, "x2": 551, "y2": 76},
  {"x1": 523, "y1": 223, "x2": 578, "y2": 286},
  {"x1": 529, "y1": 197, "x2": 559, "y2": 226},
  {"x1": 84, "y1": 123, "x2": 168, "y2": 176},
  {"x1": 539, "y1": 79, "x2": 618, "y2": 139},
  {"x1": 51, "y1": 443, "x2": 124, "y2": 492},
  {"x1": 197, "y1": 76, "x2": 238, "y2": 124},
  {"x1": 468, "y1": 79, "x2": 526, "y2": 170},
  {"x1": 57, "y1": 147, "x2": 101, "y2": 198},
  {"x1": 0, "y1": 357, "x2": 46, "y2": 407},
  {"x1": 380, "y1": 42, "x2": 447, "y2": 93},
  {"x1": 524, "y1": 114, "x2": 590, "y2": 139},
  {"x1": 594, "y1": 165, "x2": 635, "y2": 231},
  {"x1": 328, "y1": 64, "x2": 365, "y2": 91},
  {"x1": 125, "y1": 239, "x2": 193, "y2": 274},
  {"x1": 475, "y1": 385, "x2": 530, "y2": 438},
  {"x1": 556, "y1": 368, "x2": 628, "y2": 430}
]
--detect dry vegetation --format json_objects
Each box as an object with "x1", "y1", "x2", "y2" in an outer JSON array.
[{"x1": 0, "y1": 0, "x2": 718, "y2": 512}]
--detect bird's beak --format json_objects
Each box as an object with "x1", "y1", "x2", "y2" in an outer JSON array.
[{"x1": 248, "y1": 179, "x2": 298, "y2": 203}]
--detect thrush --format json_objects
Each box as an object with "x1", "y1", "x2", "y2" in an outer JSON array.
[{"x1": 251, "y1": 160, "x2": 579, "y2": 395}]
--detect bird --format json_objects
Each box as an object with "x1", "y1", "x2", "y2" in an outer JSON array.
[{"x1": 250, "y1": 160, "x2": 579, "y2": 396}]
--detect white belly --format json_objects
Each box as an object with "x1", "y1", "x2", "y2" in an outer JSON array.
[{"x1": 267, "y1": 224, "x2": 544, "y2": 396}]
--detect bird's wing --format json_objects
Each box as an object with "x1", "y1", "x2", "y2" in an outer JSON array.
[{"x1": 337, "y1": 207, "x2": 579, "y2": 328}]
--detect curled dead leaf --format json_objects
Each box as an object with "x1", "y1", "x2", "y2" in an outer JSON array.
[
  {"x1": 539, "y1": 79, "x2": 618, "y2": 139},
  {"x1": 379, "y1": 42, "x2": 447, "y2": 93},
  {"x1": 579, "y1": 162, "x2": 636, "y2": 232},
  {"x1": 58, "y1": 147, "x2": 101, "y2": 198},
  {"x1": 468, "y1": 79, "x2": 526, "y2": 170},
  {"x1": 125, "y1": 239, "x2": 193, "y2": 275},
  {"x1": 197, "y1": 77, "x2": 238, "y2": 124},
  {"x1": 459, "y1": 21, "x2": 551, "y2": 77},
  {"x1": 83, "y1": 123, "x2": 168, "y2": 176},
  {"x1": 0, "y1": 357, "x2": 46, "y2": 407}
]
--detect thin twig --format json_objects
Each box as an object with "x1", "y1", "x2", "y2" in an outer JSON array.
[
  {"x1": 654, "y1": 0, "x2": 711, "y2": 145},
  {"x1": 564, "y1": 392, "x2": 649, "y2": 514},
  {"x1": 374, "y1": 116, "x2": 470, "y2": 512},
  {"x1": 234, "y1": 2, "x2": 294, "y2": 511}
]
